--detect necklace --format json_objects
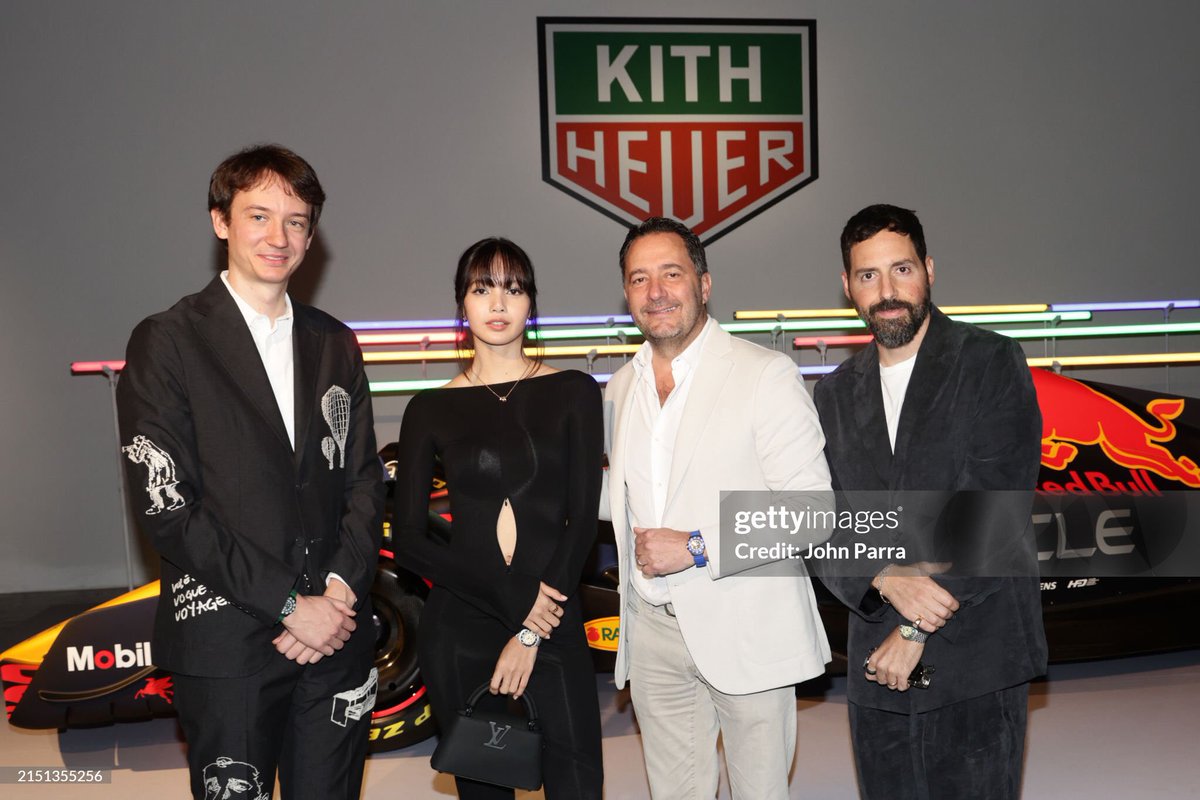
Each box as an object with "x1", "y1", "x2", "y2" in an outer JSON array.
[{"x1": 471, "y1": 367, "x2": 530, "y2": 402}]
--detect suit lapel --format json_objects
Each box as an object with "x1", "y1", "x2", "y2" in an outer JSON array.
[
  {"x1": 608, "y1": 368, "x2": 638, "y2": 565},
  {"x1": 851, "y1": 347, "x2": 894, "y2": 487},
  {"x1": 665, "y1": 323, "x2": 732, "y2": 509},
  {"x1": 191, "y1": 278, "x2": 292, "y2": 450},
  {"x1": 891, "y1": 308, "x2": 954, "y2": 478},
  {"x1": 292, "y1": 305, "x2": 323, "y2": 468}
]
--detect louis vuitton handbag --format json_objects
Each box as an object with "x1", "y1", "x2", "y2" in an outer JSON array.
[{"x1": 430, "y1": 682, "x2": 544, "y2": 790}]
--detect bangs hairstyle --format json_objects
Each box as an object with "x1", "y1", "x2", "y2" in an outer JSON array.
[
  {"x1": 208, "y1": 143, "x2": 326, "y2": 229},
  {"x1": 453, "y1": 237, "x2": 543, "y2": 373}
]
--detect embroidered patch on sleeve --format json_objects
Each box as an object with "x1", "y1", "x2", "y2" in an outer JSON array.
[
  {"x1": 320, "y1": 385, "x2": 350, "y2": 470},
  {"x1": 330, "y1": 667, "x2": 378, "y2": 727},
  {"x1": 121, "y1": 435, "x2": 186, "y2": 514},
  {"x1": 169, "y1": 574, "x2": 229, "y2": 622},
  {"x1": 202, "y1": 756, "x2": 268, "y2": 800}
]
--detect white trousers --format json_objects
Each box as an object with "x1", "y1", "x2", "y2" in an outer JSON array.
[{"x1": 626, "y1": 592, "x2": 797, "y2": 800}]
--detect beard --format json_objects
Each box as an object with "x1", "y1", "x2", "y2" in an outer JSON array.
[{"x1": 859, "y1": 293, "x2": 931, "y2": 349}]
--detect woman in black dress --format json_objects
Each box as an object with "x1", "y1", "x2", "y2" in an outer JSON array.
[{"x1": 393, "y1": 238, "x2": 604, "y2": 799}]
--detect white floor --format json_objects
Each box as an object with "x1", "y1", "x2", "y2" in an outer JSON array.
[{"x1": 4, "y1": 650, "x2": 1199, "y2": 799}]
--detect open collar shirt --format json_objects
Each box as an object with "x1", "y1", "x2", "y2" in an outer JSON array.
[
  {"x1": 624, "y1": 316, "x2": 715, "y2": 605},
  {"x1": 220, "y1": 270, "x2": 295, "y2": 449}
]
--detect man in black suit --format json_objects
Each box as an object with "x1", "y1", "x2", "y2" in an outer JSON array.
[
  {"x1": 117, "y1": 144, "x2": 384, "y2": 799},
  {"x1": 812, "y1": 204, "x2": 1047, "y2": 799}
]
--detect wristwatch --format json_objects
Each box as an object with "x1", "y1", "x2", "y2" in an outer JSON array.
[
  {"x1": 898, "y1": 620, "x2": 929, "y2": 644},
  {"x1": 516, "y1": 628, "x2": 541, "y2": 648},
  {"x1": 278, "y1": 590, "x2": 298, "y2": 622},
  {"x1": 686, "y1": 531, "x2": 707, "y2": 567}
]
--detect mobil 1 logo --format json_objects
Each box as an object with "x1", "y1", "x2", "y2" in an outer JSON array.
[{"x1": 538, "y1": 17, "x2": 816, "y2": 244}]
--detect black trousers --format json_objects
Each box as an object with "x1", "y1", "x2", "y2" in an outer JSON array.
[
  {"x1": 419, "y1": 586, "x2": 604, "y2": 800},
  {"x1": 848, "y1": 683, "x2": 1030, "y2": 800},
  {"x1": 171, "y1": 621, "x2": 376, "y2": 800}
]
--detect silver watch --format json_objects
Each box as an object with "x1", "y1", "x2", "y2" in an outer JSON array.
[
  {"x1": 516, "y1": 628, "x2": 541, "y2": 648},
  {"x1": 898, "y1": 621, "x2": 929, "y2": 644}
]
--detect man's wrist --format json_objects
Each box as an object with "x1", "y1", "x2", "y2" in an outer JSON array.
[
  {"x1": 898, "y1": 620, "x2": 929, "y2": 644},
  {"x1": 872, "y1": 564, "x2": 894, "y2": 604},
  {"x1": 278, "y1": 590, "x2": 298, "y2": 623}
]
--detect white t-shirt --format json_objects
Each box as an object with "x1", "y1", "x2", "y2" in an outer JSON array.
[{"x1": 879, "y1": 355, "x2": 917, "y2": 453}]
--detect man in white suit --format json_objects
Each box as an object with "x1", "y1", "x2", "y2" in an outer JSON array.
[{"x1": 606, "y1": 217, "x2": 833, "y2": 799}]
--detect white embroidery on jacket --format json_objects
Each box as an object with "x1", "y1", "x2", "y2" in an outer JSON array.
[
  {"x1": 122, "y1": 435, "x2": 186, "y2": 514},
  {"x1": 320, "y1": 385, "x2": 350, "y2": 469}
]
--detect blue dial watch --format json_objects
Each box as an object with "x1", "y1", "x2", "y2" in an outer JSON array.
[{"x1": 686, "y1": 530, "x2": 707, "y2": 567}]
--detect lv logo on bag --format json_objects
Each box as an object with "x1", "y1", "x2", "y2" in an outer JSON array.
[{"x1": 485, "y1": 722, "x2": 512, "y2": 750}]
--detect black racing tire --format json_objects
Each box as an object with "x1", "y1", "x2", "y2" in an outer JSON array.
[{"x1": 367, "y1": 558, "x2": 437, "y2": 752}]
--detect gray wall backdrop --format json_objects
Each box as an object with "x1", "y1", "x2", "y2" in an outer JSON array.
[{"x1": 3, "y1": 1, "x2": 1197, "y2": 592}]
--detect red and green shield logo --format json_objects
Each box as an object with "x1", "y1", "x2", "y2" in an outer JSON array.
[{"x1": 538, "y1": 17, "x2": 817, "y2": 244}]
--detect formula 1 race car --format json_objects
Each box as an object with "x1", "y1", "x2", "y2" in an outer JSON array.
[{"x1": 5, "y1": 370, "x2": 1200, "y2": 752}]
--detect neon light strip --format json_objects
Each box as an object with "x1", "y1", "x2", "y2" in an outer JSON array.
[
  {"x1": 1049, "y1": 300, "x2": 1200, "y2": 312},
  {"x1": 362, "y1": 344, "x2": 642, "y2": 364},
  {"x1": 356, "y1": 331, "x2": 460, "y2": 346},
  {"x1": 723, "y1": 311, "x2": 1090, "y2": 335},
  {"x1": 735, "y1": 303, "x2": 1049, "y2": 320},
  {"x1": 72, "y1": 361, "x2": 126, "y2": 374},
  {"x1": 348, "y1": 314, "x2": 634, "y2": 331},
  {"x1": 793, "y1": 335, "x2": 873, "y2": 348},
  {"x1": 348, "y1": 318, "x2": 458, "y2": 330},
  {"x1": 372, "y1": 374, "x2": 619, "y2": 393},
  {"x1": 532, "y1": 326, "x2": 642, "y2": 341},
  {"x1": 1026, "y1": 353, "x2": 1200, "y2": 368},
  {"x1": 1001, "y1": 322, "x2": 1200, "y2": 340}
]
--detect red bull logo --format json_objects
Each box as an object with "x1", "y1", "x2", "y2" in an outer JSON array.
[
  {"x1": 584, "y1": 616, "x2": 620, "y2": 652},
  {"x1": 2, "y1": 663, "x2": 35, "y2": 719},
  {"x1": 1031, "y1": 369, "x2": 1200, "y2": 488},
  {"x1": 134, "y1": 675, "x2": 173, "y2": 703}
]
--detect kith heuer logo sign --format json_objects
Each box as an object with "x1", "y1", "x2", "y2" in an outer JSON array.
[{"x1": 538, "y1": 17, "x2": 816, "y2": 243}]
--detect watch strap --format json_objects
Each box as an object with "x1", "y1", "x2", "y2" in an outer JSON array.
[
  {"x1": 688, "y1": 530, "x2": 707, "y2": 567},
  {"x1": 278, "y1": 590, "x2": 298, "y2": 623}
]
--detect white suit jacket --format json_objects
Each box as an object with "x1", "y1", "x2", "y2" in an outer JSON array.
[{"x1": 606, "y1": 321, "x2": 833, "y2": 694}]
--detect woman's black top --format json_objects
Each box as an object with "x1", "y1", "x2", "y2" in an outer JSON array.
[{"x1": 392, "y1": 370, "x2": 604, "y2": 630}]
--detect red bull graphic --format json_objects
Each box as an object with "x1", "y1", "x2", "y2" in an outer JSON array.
[
  {"x1": 1031, "y1": 368, "x2": 1200, "y2": 490},
  {"x1": 2, "y1": 663, "x2": 35, "y2": 719}
]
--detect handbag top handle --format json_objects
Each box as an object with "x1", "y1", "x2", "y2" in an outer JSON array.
[{"x1": 461, "y1": 683, "x2": 540, "y2": 728}]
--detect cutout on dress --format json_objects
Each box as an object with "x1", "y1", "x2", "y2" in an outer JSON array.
[{"x1": 496, "y1": 497, "x2": 517, "y2": 565}]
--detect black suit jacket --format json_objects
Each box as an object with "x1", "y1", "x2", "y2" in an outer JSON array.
[
  {"x1": 813, "y1": 307, "x2": 1048, "y2": 712},
  {"x1": 116, "y1": 277, "x2": 384, "y2": 677}
]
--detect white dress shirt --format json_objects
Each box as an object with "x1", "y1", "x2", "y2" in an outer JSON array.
[
  {"x1": 219, "y1": 274, "x2": 349, "y2": 595},
  {"x1": 624, "y1": 317, "x2": 715, "y2": 605},
  {"x1": 220, "y1": 271, "x2": 295, "y2": 449}
]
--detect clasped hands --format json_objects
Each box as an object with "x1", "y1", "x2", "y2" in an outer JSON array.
[
  {"x1": 490, "y1": 581, "x2": 566, "y2": 699},
  {"x1": 272, "y1": 580, "x2": 357, "y2": 665},
  {"x1": 863, "y1": 562, "x2": 959, "y2": 692}
]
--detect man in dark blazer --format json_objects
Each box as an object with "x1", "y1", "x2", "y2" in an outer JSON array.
[
  {"x1": 116, "y1": 145, "x2": 384, "y2": 799},
  {"x1": 812, "y1": 204, "x2": 1047, "y2": 800}
]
